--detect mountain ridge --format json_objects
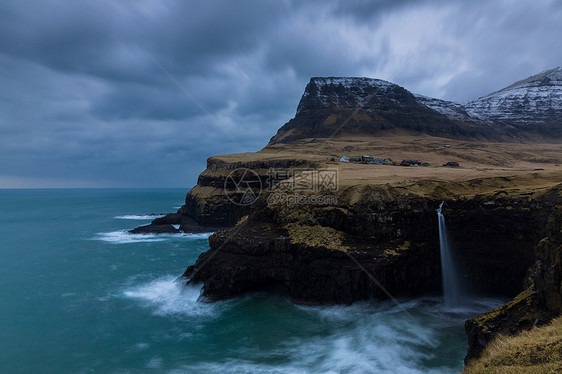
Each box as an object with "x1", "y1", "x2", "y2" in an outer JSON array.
[
  {"x1": 269, "y1": 76, "x2": 486, "y2": 144},
  {"x1": 465, "y1": 67, "x2": 562, "y2": 132},
  {"x1": 269, "y1": 68, "x2": 562, "y2": 144},
  {"x1": 477, "y1": 66, "x2": 561, "y2": 99}
]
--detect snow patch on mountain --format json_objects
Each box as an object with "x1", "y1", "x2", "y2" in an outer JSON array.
[
  {"x1": 297, "y1": 77, "x2": 398, "y2": 113},
  {"x1": 465, "y1": 67, "x2": 562, "y2": 124},
  {"x1": 414, "y1": 95, "x2": 482, "y2": 121}
]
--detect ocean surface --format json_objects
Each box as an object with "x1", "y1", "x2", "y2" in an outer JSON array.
[{"x1": 0, "y1": 189, "x2": 504, "y2": 374}]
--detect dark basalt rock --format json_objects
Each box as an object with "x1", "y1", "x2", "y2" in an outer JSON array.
[
  {"x1": 130, "y1": 212, "x2": 181, "y2": 234},
  {"x1": 179, "y1": 182, "x2": 562, "y2": 365},
  {"x1": 130, "y1": 223, "x2": 179, "y2": 234},
  {"x1": 183, "y1": 222, "x2": 440, "y2": 304},
  {"x1": 130, "y1": 212, "x2": 222, "y2": 234},
  {"x1": 131, "y1": 158, "x2": 316, "y2": 233},
  {"x1": 183, "y1": 184, "x2": 561, "y2": 308}
]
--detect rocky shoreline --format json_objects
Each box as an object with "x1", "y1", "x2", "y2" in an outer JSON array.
[{"x1": 133, "y1": 171, "x2": 560, "y2": 363}]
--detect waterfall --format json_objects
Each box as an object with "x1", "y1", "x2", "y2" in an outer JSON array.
[{"x1": 437, "y1": 202, "x2": 463, "y2": 307}]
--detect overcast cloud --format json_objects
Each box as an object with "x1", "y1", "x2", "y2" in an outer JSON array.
[{"x1": 0, "y1": 0, "x2": 560, "y2": 187}]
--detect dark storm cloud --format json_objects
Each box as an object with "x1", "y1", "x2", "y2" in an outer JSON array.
[{"x1": 0, "y1": 0, "x2": 560, "y2": 187}]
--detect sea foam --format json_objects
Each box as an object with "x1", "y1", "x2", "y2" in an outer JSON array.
[
  {"x1": 286, "y1": 296, "x2": 503, "y2": 374},
  {"x1": 121, "y1": 285, "x2": 502, "y2": 373},
  {"x1": 114, "y1": 214, "x2": 165, "y2": 220},
  {"x1": 95, "y1": 230, "x2": 166, "y2": 244},
  {"x1": 94, "y1": 230, "x2": 213, "y2": 244},
  {"x1": 123, "y1": 276, "x2": 217, "y2": 318}
]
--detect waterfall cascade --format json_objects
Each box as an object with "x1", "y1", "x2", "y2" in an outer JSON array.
[{"x1": 437, "y1": 202, "x2": 463, "y2": 307}]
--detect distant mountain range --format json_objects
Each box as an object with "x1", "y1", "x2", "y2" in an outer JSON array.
[{"x1": 269, "y1": 67, "x2": 562, "y2": 144}]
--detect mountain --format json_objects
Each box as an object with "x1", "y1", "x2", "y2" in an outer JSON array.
[
  {"x1": 269, "y1": 77, "x2": 488, "y2": 144},
  {"x1": 269, "y1": 69, "x2": 562, "y2": 144},
  {"x1": 465, "y1": 67, "x2": 562, "y2": 134}
]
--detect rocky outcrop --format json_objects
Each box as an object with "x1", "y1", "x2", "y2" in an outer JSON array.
[
  {"x1": 131, "y1": 156, "x2": 316, "y2": 234},
  {"x1": 183, "y1": 158, "x2": 314, "y2": 227},
  {"x1": 128, "y1": 211, "x2": 222, "y2": 234}
]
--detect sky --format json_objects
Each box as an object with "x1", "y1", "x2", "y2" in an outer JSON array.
[{"x1": 0, "y1": 0, "x2": 561, "y2": 188}]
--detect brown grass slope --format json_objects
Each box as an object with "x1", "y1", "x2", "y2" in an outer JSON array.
[{"x1": 464, "y1": 316, "x2": 562, "y2": 374}]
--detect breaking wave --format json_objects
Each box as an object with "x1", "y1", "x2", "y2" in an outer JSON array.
[
  {"x1": 122, "y1": 276, "x2": 218, "y2": 318},
  {"x1": 94, "y1": 230, "x2": 213, "y2": 244},
  {"x1": 114, "y1": 214, "x2": 165, "y2": 220}
]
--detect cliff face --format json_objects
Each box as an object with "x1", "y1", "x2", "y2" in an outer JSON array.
[
  {"x1": 464, "y1": 187, "x2": 562, "y2": 363},
  {"x1": 131, "y1": 157, "x2": 316, "y2": 233},
  {"x1": 184, "y1": 157, "x2": 315, "y2": 226},
  {"x1": 183, "y1": 183, "x2": 561, "y2": 306},
  {"x1": 184, "y1": 186, "x2": 442, "y2": 304},
  {"x1": 179, "y1": 179, "x2": 561, "y2": 364}
]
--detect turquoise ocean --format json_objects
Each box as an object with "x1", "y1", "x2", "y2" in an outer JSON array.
[{"x1": 0, "y1": 189, "x2": 503, "y2": 373}]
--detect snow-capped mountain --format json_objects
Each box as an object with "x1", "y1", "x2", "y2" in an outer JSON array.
[
  {"x1": 270, "y1": 77, "x2": 480, "y2": 144},
  {"x1": 465, "y1": 67, "x2": 562, "y2": 126},
  {"x1": 418, "y1": 67, "x2": 562, "y2": 131},
  {"x1": 269, "y1": 68, "x2": 562, "y2": 144}
]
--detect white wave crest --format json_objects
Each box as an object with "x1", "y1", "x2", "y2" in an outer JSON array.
[
  {"x1": 114, "y1": 214, "x2": 165, "y2": 220},
  {"x1": 123, "y1": 276, "x2": 217, "y2": 317},
  {"x1": 177, "y1": 232, "x2": 213, "y2": 239},
  {"x1": 94, "y1": 230, "x2": 213, "y2": 244},
  {"x1": 95, "y1": 230, "x2": 166, "y2": 244}
]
